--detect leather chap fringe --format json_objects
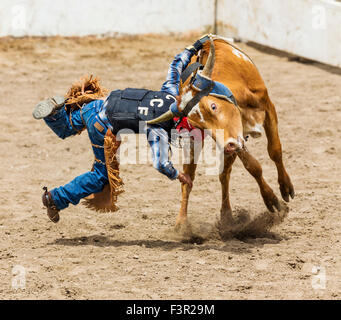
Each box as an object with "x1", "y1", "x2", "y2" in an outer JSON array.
[{"x1": 83, "y1": 129, "x2": 124, "y2": 212}]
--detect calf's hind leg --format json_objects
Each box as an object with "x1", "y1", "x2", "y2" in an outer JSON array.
[{"x1": 263, "y1": 99, "x2": 294, "y2": 202}]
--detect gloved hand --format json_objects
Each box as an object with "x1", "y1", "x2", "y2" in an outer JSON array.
[
  {"x1": 177, "y1": 172, "x2": 193, "y2": 188},
  {"x1": 186, "y1": 34, "x2": 210, "y2": 54}
]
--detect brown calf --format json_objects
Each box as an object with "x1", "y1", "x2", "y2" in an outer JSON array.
[{"x1": 175, "y1": 37, "x2": 294, "y2": 229}]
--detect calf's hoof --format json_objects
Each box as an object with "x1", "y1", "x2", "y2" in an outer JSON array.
[
  {"x1": 219, "y1": 208, "x2": 234, "y2": 226},
  {"x1": 175, "y1": 217, "x2": 192, "y2": 235},
  {"x1": 279, "y1": 177, "x2": 295, "y2": 202},
  {"x1": 262, "y1": 190, "x2": 281, "y2": 213}
]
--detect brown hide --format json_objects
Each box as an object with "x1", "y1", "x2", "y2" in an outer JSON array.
[
  {"x1": 199, "y1": 39, "x2": 268, "y2": 137},
  {"x1": 175, "y1": 37, "x2": 294, "y2": 229}
]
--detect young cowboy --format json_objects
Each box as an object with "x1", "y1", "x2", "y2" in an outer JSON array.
[{"x1": 33, "y1": 36, "x2": 209, "y2": 223}]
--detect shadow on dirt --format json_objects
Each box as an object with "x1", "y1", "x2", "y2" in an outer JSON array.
[
  {"x1": 50, "y1": 235, "x2": 282, "y2": 254},
  {"x1": 51, "y1": 203, "x2": 289, "y2": 252}
]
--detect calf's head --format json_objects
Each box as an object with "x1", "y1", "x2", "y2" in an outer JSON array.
[
  {"x1": 178, "y1": 89, "x2": 244, "y2": 154},
  {"x1": 148, "y1": 38, "x2": 244, "y2": 155}
]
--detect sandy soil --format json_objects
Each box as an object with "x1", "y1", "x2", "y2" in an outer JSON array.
[{"x1": 0, "y1": 34, "x2": 340, "y2": 300}]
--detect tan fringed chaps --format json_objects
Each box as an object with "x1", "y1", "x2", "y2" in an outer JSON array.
[{"x1": 83, "y1": 129, "x2": 124, "y2": 212}]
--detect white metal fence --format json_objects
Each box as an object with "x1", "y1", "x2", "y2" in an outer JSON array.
[
  {"x1": 216, "y1": 0, "x2": 341, "y2": 68},
  {"x1": 1, "y1": 0, "x2": 340, "y2": 67},
  {"x1": 0, "y1": 0, "x2": 214, "y2": 37}
]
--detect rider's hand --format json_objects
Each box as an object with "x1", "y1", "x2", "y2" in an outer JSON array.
[
  {"x1": 186, "y1": 34, "x2": 210, "y2": 54},
  {"x1": 177, "y1": 172, "x2": 193, "y2": 188}
]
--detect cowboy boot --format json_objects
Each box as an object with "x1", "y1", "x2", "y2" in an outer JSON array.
[
  {"x1": 42, "y1": 187, "x2": 60, "y2": 223},
  {"x1": 32, "y1": 95, "x2": 66, "y2": 119}
]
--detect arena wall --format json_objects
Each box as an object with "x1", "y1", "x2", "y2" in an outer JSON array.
[
  {"x1": 0, "y1": 0, "x2": 214, "y2": 37},
  {"x1": 216, "y1": 0, "x2": 341, "y2": 67},
  {"x1": 1, "y1": 0, "x2": 340, "y2": 67}
]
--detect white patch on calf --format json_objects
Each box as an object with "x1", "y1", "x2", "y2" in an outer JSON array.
[
  {"x1": 232, "y1": 48, "x2": 251, "y2": 62},
  {"x1": 178, "y1": 91, "x2": 193, "y2": 112},
  {"x1": 179, "y1": 91, "x2": 205, "y2": 123},
  {"x1": 244, "y1": 122, "x2": 262, "y2": 138},
  {"x1": 188, "y1": 103, "x2": 205, "y2": 122}
]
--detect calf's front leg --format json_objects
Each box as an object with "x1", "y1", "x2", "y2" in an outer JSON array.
[
  {"x1": 175, "y1": 140, "x2": 202, "y2": 229},
  {"x1": 238, "y1": 148, "x2": 281, "y2": 212},
  {"x1": 219, "y1": 153, "x2": 237, "y2": 225}
]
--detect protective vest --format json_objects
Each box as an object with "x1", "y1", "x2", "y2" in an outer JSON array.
[{"x1": 105, "y1": 88, "x2": 176, "y2": 134}]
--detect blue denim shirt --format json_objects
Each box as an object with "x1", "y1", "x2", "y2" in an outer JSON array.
[{"x1": 61, "y1": 49, "x2": 194, "y2": 180}]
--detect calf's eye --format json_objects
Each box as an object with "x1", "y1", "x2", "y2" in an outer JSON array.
[{"x1": 211, "y1": 103, "x2": 217, "y2": 111}]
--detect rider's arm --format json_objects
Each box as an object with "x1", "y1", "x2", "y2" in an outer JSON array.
[
  {"x1": 160, "y1": 35, "x2": 209, "y2": 97},
  {"x1": 147, "y1": 125, "x2": 178, "y2": 180},
  {"x1": 160, "y1": 49, "x2": 195, "y2": 97}
]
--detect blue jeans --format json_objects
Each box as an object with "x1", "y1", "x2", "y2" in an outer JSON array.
[{"x1": 44, "y1": 100, "x2": 108, "y2": 210}]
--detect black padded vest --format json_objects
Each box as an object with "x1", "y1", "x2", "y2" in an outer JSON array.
[{"x1": 105, "y1": 88, "x2": 176, "y2": 134}]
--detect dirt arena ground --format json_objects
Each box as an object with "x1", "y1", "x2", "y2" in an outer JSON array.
[{"x1": 0, "y1": 34, "x2": 340, "y2": 300}]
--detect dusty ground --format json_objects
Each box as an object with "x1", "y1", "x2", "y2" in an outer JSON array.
[{"x1": 0, "y1": 34, "x2": 340, "y2": 300}]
